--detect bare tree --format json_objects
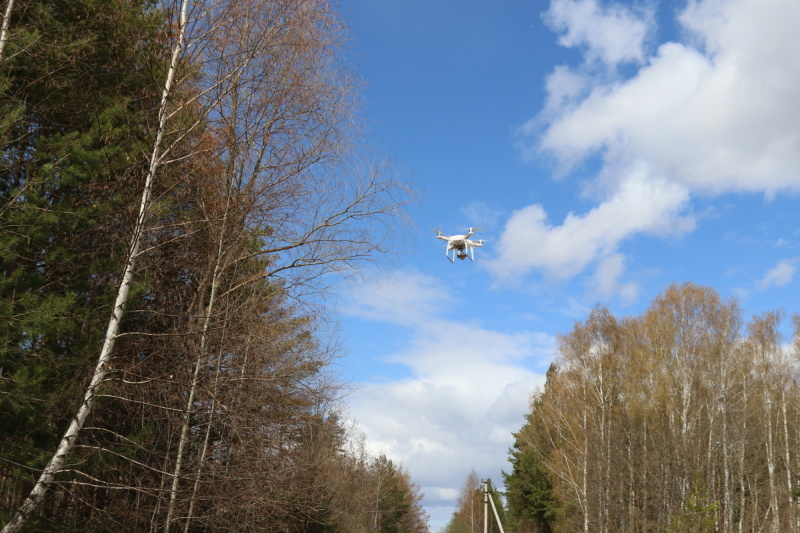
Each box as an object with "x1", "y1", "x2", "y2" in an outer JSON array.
[
  {"x1": 515, "y1": 284, "x2": 800, "y2": 532},
  {"x1": 158, "y1": 0, "x2": 407, "y2": 528},
  {"x1": 2, "y1": 0, "x2": 412, "y2": 529},
  {"x1": 454, "y1": 470, "x2": 482, "y2": 533}
]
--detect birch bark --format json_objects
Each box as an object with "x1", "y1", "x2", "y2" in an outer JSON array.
[
  {"x1": 0, "y1": 1, "x2": 189, "y2": 530},
  {"x1": 0, "y1": 0, "x2": 13, "y2": 59}
]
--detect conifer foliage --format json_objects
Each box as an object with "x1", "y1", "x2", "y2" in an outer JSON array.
[{"x1": 0, "y1": 0, "x2": 427, "y2": 531}]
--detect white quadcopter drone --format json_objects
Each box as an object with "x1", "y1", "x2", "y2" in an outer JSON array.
[{"x1": 435, "y1": 227, "x2": 485, "y2": 263}]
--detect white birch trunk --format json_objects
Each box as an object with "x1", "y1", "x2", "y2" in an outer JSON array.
[
  {"x1": 180, "y1": 178, "x2": 235, "y2": 531},
  {"x1": 781, "y1": 389, "x2": 794, "y2": 531},
  {"x1": 164, "y1": 195, "x2": 230, "y2": 531},
  {"x1": 642, "y1": 421, "x2": 648, "y2": 531},
  {"x1": 0, "y1": 1, "x2": 188, "y2": 531},
  {"x1": 0, "y1": 0, "x2": 14, "y2": 60},
  {"x1": 183, "y1": 375, "x2": 218, "y2": 533},
  {"x1": 583, "y1": 399, "x2": 590, "y2": 533},
  {"x1": 738, "y1": 386, "x2": 747, "y2": 533},
  {"x1": 597, "y1": 367, "x2": 610, "y2": 533},
  {"x1": 722, "y1": 404, "x2": 732, "y2": 532},
  {"x1": 765, "y1": 391, "x2": 779, "y2": 533},
  {"x1": 679, "y1": 373, "x2": 692, "y2": 503}
]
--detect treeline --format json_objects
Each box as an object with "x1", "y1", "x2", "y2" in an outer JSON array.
[
  {"x1": 504, "y1": 283, "x2": 800, "y2": 533},
  {"x1": 0, "y1": 0, "x2": 428, "y2": 531},
  {"x1": 440, "y1": 471, "x2": 507, "y2": 533}
]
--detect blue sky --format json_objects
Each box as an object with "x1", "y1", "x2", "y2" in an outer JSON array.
[{"x1": 334, "y1": 0, "x2": 800, "y2": 529}]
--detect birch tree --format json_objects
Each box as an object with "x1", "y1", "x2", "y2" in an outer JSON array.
[
  {"x1": 154, "y1": 0, "x2": 406, "y2": 527},
  {"x1": 2, "y1": 0, "x2": 414, "y2": 529},
  {"x1": 0, "y1": 0, "x2": 165, "y2": 527},
  {"x1": 509, "y1": 283, "x2": 800, "y2": 532},
  {"x1": 0, "y1": 0, "x2": 13, "y2": 60},
  {"x1": 0, "y1": 0, "x2": 191, "y2": 528}
]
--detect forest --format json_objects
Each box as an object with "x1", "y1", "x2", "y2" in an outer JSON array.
[
  {"x1": 0, "y1": 0, "x2": 431, "y2": 531},
  {"x1": 5, "y1": 1, "x2": 800, "y2": 533},
  {"x1": 499, "y1": 283, "x2": 800, "y2": 533}
]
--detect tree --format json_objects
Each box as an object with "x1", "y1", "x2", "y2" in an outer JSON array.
[
  {"x1": 0, "y1": 0, "x2": 164, "y2": 528},
  {"x1": 669, "y1": 481, "x2": 718, "y2": 533},
  {"x1": 504, "y1": 412, "x2": 556, "y2": 533},
  {"x1": 445, "y1": 470, "x2": 482, "y2": 533},
  {"x1": 443, "y1": 471, "x2": 507, "y2": 533},
  {"x1": 0, "y1": 0, "x2": 195, "y2": 526},
  {"x1": 1, "y1": 0, "x2": 416, "y2": 530},
  {"x1": 509, "y1": 283, "x2": 800, "y2": 532}
]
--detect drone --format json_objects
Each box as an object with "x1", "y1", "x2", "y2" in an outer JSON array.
[{"x1": 435, "y1": 227, "x2": 485, "y2": 263}]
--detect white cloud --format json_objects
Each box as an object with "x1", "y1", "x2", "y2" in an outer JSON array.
[
  {"x1": 590, "y1": 253, "x2": 640, "y2": 304},
  {"x1": 460, "y1": 201, "x2": 502, "y2": 230},
  {"x1": 539, "y1": 0, "x2": 800, "y2": 195},
  {"x1": 485, "y1": 164, "x2": 694, "y2": 283},
  {"x1": 543, "y1": 0, "x2": 653, "y2": 67},
  {"x1": 506, "y1": 0, "x2": 800, "y2": 300},
  {"x1": 542, "y1": 65, "x2": 589, "y2": 116},
  {"x1": 343, "y1": 270, "x2": 553, "y2": 527},
  {"x1": 756, "y1": 259, "x2": 796, "y2": 291},
  {"x1": 344, "y1": 269, "x2": 452, "y2": 326}
]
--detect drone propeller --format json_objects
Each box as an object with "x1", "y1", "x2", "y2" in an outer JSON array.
[{"x1": 465, "y1": 226, "x2": 482, "y2": 234}]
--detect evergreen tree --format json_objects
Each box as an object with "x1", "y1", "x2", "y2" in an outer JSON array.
[
  {"x1": 503, "y1": 367, "x2": 557, "y2": 533},
  {"x1": 1, "y1": 1, "x2": 419, "y2": 530},
  {"x1": 0, "y1": 0, "x2": 163, "y2": 525},
  {"x1": 504, "y1": 436, "x2": 555, "y2": 533}
]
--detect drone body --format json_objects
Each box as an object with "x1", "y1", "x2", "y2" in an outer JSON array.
[{"x1": 436, "y1": 228, "x2": 484, "y2": 263}]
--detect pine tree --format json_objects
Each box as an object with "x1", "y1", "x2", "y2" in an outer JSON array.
[
  {"x1": 2, "y1": 1, "x2": 417, "y2": 530},
  {"x1": 0, "y1": 0, "x2": 164, "y2": 525},
  {"x1": 503, "y1": 367, "x2": 557, "y2": 533},
  {"x1": 504, "y1": 432, "x2": 556, "y2": 533}
]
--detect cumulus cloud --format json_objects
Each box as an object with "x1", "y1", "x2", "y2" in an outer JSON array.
[
  {"x1": 485, "y1": 163, "x2": 694, "y2": 284},
  {"x1": 541, "y1": 0, "x2": 800, "y2": 194},
  {"x1": 543, "y1": 0, "x2": 653, "y2": 67},
  {"x1": 541, "y1": 65, "x2": 589, "y2": 116},
  {"x1": 504, "y1": 0, "x2": 800, "y2": 299},
  {"x1": 343, "y1": 270, "x2": 553, "y2": 525}
]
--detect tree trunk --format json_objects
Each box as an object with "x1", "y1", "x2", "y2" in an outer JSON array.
[
  {"x1": 781, "y1": 389, "x2": 794, "y2": 531},
  {"x1": 165, "y1": 184, "x2": 232, "y2": 530},
  {"x1": 0, "y1": 1, "x2": 189, "y2": 531},
  {"x1": 765, "y1": 381, "x2": 779, "y2": 532},
  {"x1": 0, "y1": 0, "x2": 14, "y2": 59}
]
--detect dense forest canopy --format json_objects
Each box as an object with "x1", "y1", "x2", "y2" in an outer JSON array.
[{"x1": 0, "y1": 0, "x2": 428, "y2": 531}]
